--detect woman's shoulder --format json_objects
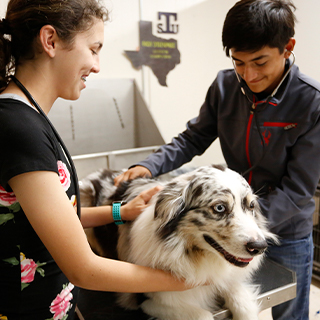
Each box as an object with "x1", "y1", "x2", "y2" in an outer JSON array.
[
  {"x1": 0, "y1": 97, "x2": 60, "y2": 190},
  {"x1": 0, "y1": 95, "x2": 40, "y2": 117},
  {"x1": 0, "y1": 97, "x2": 58, "y2": 159},
  {"x1": 0, "y1": 97, "x2": 52, "y2": 136}
]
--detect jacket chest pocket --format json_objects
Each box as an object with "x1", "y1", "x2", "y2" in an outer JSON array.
[
  {"x1": 263, "y1": 122, "x2": 297, "y2": 130},
  {"x1": 259, "y1": 122, "x2": 298, "y2": 146}
]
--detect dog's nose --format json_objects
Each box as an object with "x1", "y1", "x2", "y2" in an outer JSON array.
[{"x1": 246, "y1": 239, "x2": 268, "y2": 256}]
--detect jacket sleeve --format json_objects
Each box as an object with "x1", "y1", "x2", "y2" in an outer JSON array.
[
  {"x1": 135, "y1": 82, "x2": 219, "y2": 177},
  {"x1": 259, "y1": 107, "x2": 320, "y2": 235}
]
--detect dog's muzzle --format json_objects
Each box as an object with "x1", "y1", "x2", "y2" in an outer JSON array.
[{"x1": 204, "y1": 235, "x2": 267, "y2": 268}]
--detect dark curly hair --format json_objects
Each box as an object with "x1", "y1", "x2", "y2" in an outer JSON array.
[{"x1": 0, "y1": 0, "x2": 109, "y2": 91}]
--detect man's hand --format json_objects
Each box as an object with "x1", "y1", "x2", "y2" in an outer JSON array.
[{"x1": 114, "y1": 166, "x2": 152, "y2": 186}]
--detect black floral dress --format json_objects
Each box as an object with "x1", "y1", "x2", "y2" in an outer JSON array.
[{"x1": 0, "y1": 96, "x2": 79, "y2": 320}]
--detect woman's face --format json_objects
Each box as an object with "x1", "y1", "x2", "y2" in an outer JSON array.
[{"x1": 54, "y1": 18, "x2": 104, "y2": 100}]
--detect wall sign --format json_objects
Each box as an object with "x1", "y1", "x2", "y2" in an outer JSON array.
[
  {"x1": 157, "y1": 12, "x2": 179, "y2": 34},
  {"x1": 124, "y1": 12, "x2": 180, "y2": 87}
]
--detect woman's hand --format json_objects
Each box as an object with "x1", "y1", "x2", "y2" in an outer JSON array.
[
  {"x1": 120, "y1": 185, "x2": 162, "y2": 221},
  {"x1": 114, "y1": 166, "x2": 152, "y2": 186}
]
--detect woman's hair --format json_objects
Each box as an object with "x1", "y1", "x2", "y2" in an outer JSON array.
[
  {"x1": 0, "y1": 0, "x2": 109, "y2": 91},
  {"x1": 222, "y1": 0, "x2": 296, "y2": 57}
]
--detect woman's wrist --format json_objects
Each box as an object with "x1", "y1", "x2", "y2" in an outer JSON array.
[
  {"x1": 112, "y1": 201, "x2": 127, "y2": 224},
  {"x1": 119, "y1": 204, "x2": 128, "y2": 221}
]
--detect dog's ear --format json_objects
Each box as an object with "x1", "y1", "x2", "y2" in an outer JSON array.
[
  {"x1": 154, "y1": 175, "x2": 203, "y2": 239},
  {"x1": 154, "y1": 181, "x2": 185, "y2": 222},
  {"x1": 154, "y1": 171, "x2": 205, "y2": 222},
  {"x1": 154, "y1": 179, "x2": 188, "y2": 236},
  {"x1": 154, "y1": 192, "x2": 186, "y2": 240}
]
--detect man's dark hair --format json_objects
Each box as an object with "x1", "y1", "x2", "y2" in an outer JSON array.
[{"x1": 222, "y1": 0, "x2": 296, "y2": 56}]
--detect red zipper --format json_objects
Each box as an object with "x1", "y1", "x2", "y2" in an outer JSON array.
[
  {"x1": 246, "y1": 112, "x2": 254, "y2": 185},
  {"x1": 245, "y1": 98, "x2": 283, "y2": 184}
]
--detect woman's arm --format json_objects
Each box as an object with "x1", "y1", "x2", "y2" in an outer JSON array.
[
  {"x1": 9, "y1": 171, "x2": 189, "y2": 292},
  {"x1": 80, "y1": 185, "x2": 162, "y2": 228}
]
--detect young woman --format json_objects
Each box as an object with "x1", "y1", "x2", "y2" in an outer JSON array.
[{"x1": 0, "y1": 1, "x2": 190, "y2": 319}]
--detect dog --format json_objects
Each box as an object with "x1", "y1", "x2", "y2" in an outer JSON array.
[{"x1": 80, "y1": 165, "x2": 277, "y2": 320}]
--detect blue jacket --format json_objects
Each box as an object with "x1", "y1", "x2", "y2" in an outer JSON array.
[{"x1": 137, "y1": 63, "x2": 320, "y2": 239}]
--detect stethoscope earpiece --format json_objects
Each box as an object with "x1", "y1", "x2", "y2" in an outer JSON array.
[{"x1": 230, "y1": 50, "x2": 295, "y2": 101}]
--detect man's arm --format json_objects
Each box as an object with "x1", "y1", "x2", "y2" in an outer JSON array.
[{"x1": 115, "y1": 83, "x2": 220, "y2": 185}]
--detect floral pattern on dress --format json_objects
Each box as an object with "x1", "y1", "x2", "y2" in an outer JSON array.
[
  {"x1": 70, "y1": 194, "x2": 77, "y2": 209},
  {"x1": 57, "y1": 161, "x2": 71, "y2": 192},
  {"x1": 0, "y1": 185, "x2": 17, "y2": 206},
  {"x1": 20, "y1": 252, "x2": 46, "y2": 291},
  {"x1": 0, "y1": 104, "x2": 79, "y2": 317},
  {"x1": 47, "y1": 283, "x2": 75, "y2": 320},
  {"x1": 0, "y1": 212, "x2": 15, "y2": 226},
  {"x1": 1, "y1": 252, "x2": 46, "y2": 290},
  {"x1": 0, "y1": 185, "x2": 20, "y2": 222}
]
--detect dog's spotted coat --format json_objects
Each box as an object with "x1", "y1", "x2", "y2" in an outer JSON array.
[{"x1": 80, "y1": 165, "x2": 277, "y2": 320}]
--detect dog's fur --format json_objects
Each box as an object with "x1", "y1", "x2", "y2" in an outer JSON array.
[{"x1": 80, "y1": 165, "x2": 277, "y2": 320}]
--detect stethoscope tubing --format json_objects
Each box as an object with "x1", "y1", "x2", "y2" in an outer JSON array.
[
  {"x1": 230, "y1": 51, "x2": 296, "y2": 177},
  {"x1": 231, "y1": 50, "x2": 295, "y2": 104}
]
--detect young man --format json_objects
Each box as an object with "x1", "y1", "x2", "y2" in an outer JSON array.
[{"x1": 115, "y1": 1, "x2": 320, "y2": 319}]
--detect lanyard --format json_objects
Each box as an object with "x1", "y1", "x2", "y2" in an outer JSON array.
[{"x1": 11, "y1": 76, "x2": 81, "y2": 218}]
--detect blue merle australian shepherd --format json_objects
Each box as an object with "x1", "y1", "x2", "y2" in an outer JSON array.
[{"x1": 79, "y1": 165, "x2": 276, "y2": 320}]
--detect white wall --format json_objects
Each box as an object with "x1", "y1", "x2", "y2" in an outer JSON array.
[{"x1": 2, "y1": 0, "x2": 320, "y2": 168}]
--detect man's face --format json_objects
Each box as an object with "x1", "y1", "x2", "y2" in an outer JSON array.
[{"x1": 230, "y1": 46, "x2": 290, "y2": 94}]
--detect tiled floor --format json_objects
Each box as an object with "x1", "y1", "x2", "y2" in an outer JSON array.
[{"x1": 259, "y1": 278, "x2": 320, "y2": 319}]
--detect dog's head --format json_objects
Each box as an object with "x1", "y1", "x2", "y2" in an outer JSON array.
[{"x1": 153, "y1": 165, "x2": 276, "y2": 268}]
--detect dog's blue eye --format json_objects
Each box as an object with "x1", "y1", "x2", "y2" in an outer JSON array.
[
  {"x1": 249, "y1": 201, "x2": 256, "y2": 217},
  {"x1": 214, "y1": 204, "x2": 226, "y2": 213}
]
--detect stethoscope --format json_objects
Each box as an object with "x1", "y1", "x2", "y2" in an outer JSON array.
[
  {"x1": 230, "y1": 51, "x2": 296, "y2": 177},
  {"x1": 11, "y1": 76, "x2": 81, "y2": 217},
  {"x1": 231, "y1": 50, "x2": 295, "y2": 105}
]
